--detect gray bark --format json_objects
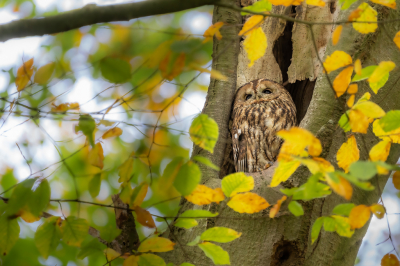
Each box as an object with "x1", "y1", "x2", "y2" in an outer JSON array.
[{"x1": 162, "y1": 1, "x2": 400, "y2": 266}]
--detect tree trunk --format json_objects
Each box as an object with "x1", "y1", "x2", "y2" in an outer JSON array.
[{"x1": 161, "y1": 1, "x2": 400, "y2": 265}]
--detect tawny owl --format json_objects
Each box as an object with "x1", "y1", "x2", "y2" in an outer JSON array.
[{"x1": 232, "y1": 79, "x2": 296, "y2": 173}]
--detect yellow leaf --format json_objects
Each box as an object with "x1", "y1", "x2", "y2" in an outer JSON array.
[
  {"x1": 269, "y1": 0, "x2": 303, "y2": 6},
  {"x1": 18, "y1": 207, "x2": 41, "y2": 223},
  {"x1": 373, "y1": 119, "x2": 400, "y2": 144},
  {"x1": 393, "y1": 171, "x2": 400, "y2": 190},
  {"x1": 333, "y1": 66, "x2": 353, "y2": 97},
  {"x1": 354, "y1": 59, "x2": 362, "y2": 75},
  {"x1": 15, "y1": 58, "x2": 34, "y2": 92},
  {"x1": 269, "y1": 196, "x2": 287, "y2": 218},
  {"x1": 138, "y1": 237, "x2": 175, "y2": 253},
  {"x1": 131, "y1": 182, "x2": 148, "y2": 208},
  {"x1": 306, "y1": 0, "x2": 325, "y2": 6},
  {"x1": 238, "y1": 15, "x2": 265, "y2": 36},
  {"x1": 123, "y1": 255, "x2": 139, "y2": 266},
  {"x1": 105, "y1": 248, "x2": 121, "y2": 261},
  {"x1": 349, "y1": 109, "x2": 369, "y2": 133},
  {"x1": 352, "y1": 3, "x2": 378, "y2": 34},
  {"x1": 370, "y1": 0, "x2": 396, "y2": 8},
  {"x1": 271, "y1": 157, "x2": 301, "y2": 187},
  {"x1": 394, "y1": 31, "x2": 400, "y2": 50},
  {"x1": 370, "y1": 204, "x2": 385, "y2": 219},
  {"x1": 337, "y1": 136, "x2": 359, "y2": 173},
  {"x1": 368, "y1": 61, "x2": 396, "y2": 83},
  {"x1": 227, "y1": 192, "x2": 270, "y2": 213},
  {"x1": 51, "y1": 102, "x2": 79, "y2": 113},
  {"x1": 347, "y1": 84, "x2": 358, "y2": 94},
  {"x1": 323, "y1": 51, "x2": 352, "y2": 74},
  {"x1": 349, "y1": 204, "x2": 371, "y2": 229},
  {"x1": 185, "y1": 185, "x2": 226, "y2": 205},
  {"x1": 299, "y1": 157, "x2": 334, "y2": 175},
  {"x1": 118, "y1": 157, "x2": 134, "y2": 183},
  {"x1": 243, "y1": 27, "x2": 268, "y2": 67},
  {"x1": 278, "y1": 127, "x2": 322, "y2": 156},
  {"x1": 102, "y1": 127, "x2": 123, "y2": 139},
  {"x1": 332, "y1": 25, "x2": 342, "y2": 45},
  {"x1": 353, "y1": 101, "x2": 385, "y2": 118},
  {"x1": 88, "y1": 143, "x2": 104, "y2": 169},
  {"x1": 134, "y1": 206, "x2": 156, "y2": 228},
  {"x1": 347, "y1": 95, "x2": 355, "y2": 107},
  {"x1": 369, "y1": 140, "x2": 391, "y2": 162},
  {"x1": 147, "y1": 41, "x2": 173, "y2": 68},
  {"x1": 326, "y1": 175, "x2": 353, "y2": 200},
  {"x1": 34, "y1": 62, "x2": 55, "y2": 85},
  {"x1": 381, "y1": 254, "x2": 400, "y2": 266},
  {"x1": 203, "y1": 22, "x2": 224, "y2": 43},
  {"x1": 348, "y1": 9, "x2": 362, "y2": 21}
]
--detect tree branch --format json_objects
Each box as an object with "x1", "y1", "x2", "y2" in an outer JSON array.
[{"x1": 0, "y1": 0, "x2": 220, "y2": 42}]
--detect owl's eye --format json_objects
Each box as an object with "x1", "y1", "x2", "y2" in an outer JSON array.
[
  {"x1": 245, "y1": 94, "x2": 252, "y2": 100},
  {"x1": 262, "y1": 89, "x2": 272, "y2": 94}
]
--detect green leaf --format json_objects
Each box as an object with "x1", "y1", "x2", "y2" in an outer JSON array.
[
  {"x1": 339, "y1": 0, "x2": 358, "y2": 9},
  {"x1": 241, "y1": 0, "x2": 272, "y2": 15},
  {"x1": 0, "y1": 169, "x2": 18, "y2": 197},
  {"x1": 77, "y1": 238, "x2": 106, "y2": 259},
  {"x1": 78, "y1": 114, "x2": 96, "y2": 148},
  {"x1": 173, "y1": 161, "x2": 201, "y2": 196},
  {"x1": 138, "y1": 253, "x2": 166, "y2": 266},
  {"x1": 118, "y1": 157, "x2": 134, "y2": 183},
  {"x1": 0, "y1": 214, "x2": 20, "y2": 255},
  {"x1": 332, "y1": 215, "x2": 354, "y2": 237},
  {"x1": 187, "y1": 236, "x2": 201, "y2": 246},
  {"x1": 174, "y1": 218, "x2": 198, "y2": 229},
  {"x1": 89, "y1": 173, "x2": 101, "y2": 198},
  {"x1": 351, "y1": 65, "x2": 377, "y2": 82},
  {"x1": 281, "y1": 174, "x2": 331, "y2": 201},
  {"x1": 99, "y1": 226, "x2": 121, "y2": 243},
  {"x1": 200, "y1": 227, "x2": 241, "y2": 243},
  {"x1": 189, "y1": 114, "x2": 219, "y2": 153},
  {"x1": 34, "y1": 216, "x2": 61, "y2": 259},
  {"x1": 336, "y1": 172, "x2": 374, "y2": 191},
  {"x1": 180, "y1": 263, "x2": 195, "y2": 266},
  {"x1": 99, "y1": 57, "x2": 131, "y2": 83},
  {"x1": 374, "y1": 161, "x2": 400, "y2": 171},
  {"x1": 7, "y1": 178, "x2": 35, "y2": 215},
  {"x1": 338, "y1": 111, "x2": 351, "y2": 132},
  {"x1": 332, "y1": 203, "x2": 355, "y2": 216},
  {"x1": 29, "y1": 179, "x2": 50, "y2": 217},
  {"x1": 311, "y1": 217, "x2": 324, "y2": 244},
  {"x1": 379, "y1": 110, "x2": 400, "y2": 132},
  {"x1": 349, "y1": 161, "x2": 377, "y2": 180},
  {"x1": 60, "y1": 216, "x2": 89, "y2": 247},
  {"x1": 221, "y1": 172, "x2": 254, "y2": 197},
  {"x1": 180, "y1": 210, "x2": 219, "y2": 218},
  {"x1": 198, "y1": 242, "x2": 230, "y2": 265},
  {"x1": 288, "y1": 201, "x2": 304, "y2": 216},
  {"x1": 369, "y1": 72, "x2": 389, "y2": 94},
  {"x1": 192, "y1": 155, "x2": 220, "y2": 170},
  {"x1": 34, "y1": 62, "x2": 55, "y2": 84},
  {"x1": 323, "y1": 217, "x2": 336, "y2": 232}
]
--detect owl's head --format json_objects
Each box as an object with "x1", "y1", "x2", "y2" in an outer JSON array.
[{"x1": 233, "y1": 79, "x2": 292, "y2": 106}]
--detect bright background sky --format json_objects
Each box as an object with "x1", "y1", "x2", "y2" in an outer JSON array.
[{"x1": 0, "y1": 1, "x2": 399, "y2": 265}]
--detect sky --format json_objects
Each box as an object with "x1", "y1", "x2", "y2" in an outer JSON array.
[{"x1": 0, "y1": 1, "x2": 399, "y2": 265}]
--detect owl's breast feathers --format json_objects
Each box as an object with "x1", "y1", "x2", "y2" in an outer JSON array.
[{"x1": 232, "y1": 96, "x2": 296, "y2": 173}]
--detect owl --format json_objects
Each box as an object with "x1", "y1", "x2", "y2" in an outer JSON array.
[{"x1": 231, "y1": 79, "x2": 296, "y2": 173}]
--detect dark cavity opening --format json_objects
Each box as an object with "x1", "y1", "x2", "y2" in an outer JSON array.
[
  {"x1": 271, "y1": 240, "x2": 302, "y2": 266},
  {"x1": 272, "y1": 5, "x2": 316, "y2": 124}
]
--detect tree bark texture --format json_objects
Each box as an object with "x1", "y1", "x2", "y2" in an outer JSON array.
[{"x1": 162, "y1": 1, "x2": 400, "y2": 266}]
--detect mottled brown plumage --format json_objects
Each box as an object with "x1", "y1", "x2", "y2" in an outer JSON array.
[{"x1": 232, "y1": 79, "x2": 296, "y2": 173}]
